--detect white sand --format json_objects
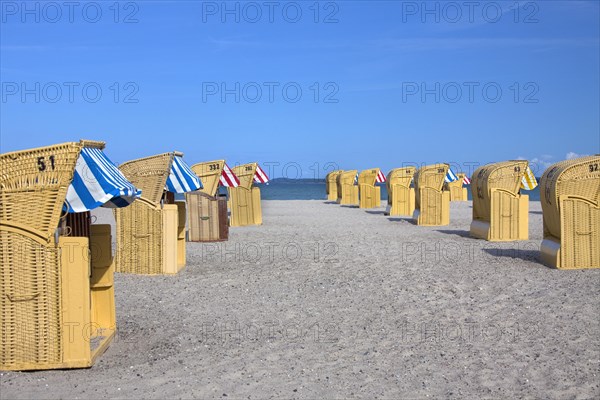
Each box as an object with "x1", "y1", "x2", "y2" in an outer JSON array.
[{"x1": 1, "y1": 200, "x2": 599, "y2": 399}]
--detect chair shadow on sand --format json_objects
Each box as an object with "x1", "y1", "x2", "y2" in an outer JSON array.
[
  {"x1": 340, "y1": 205, "x2": 359, "y2": 209},
  {"x1": 323, "y1": 201, "x2": 337, "y2": 205},
  {"x1": 529, "y1": 211, "x2": 543, "y2": 215},
  {"x1": 387, "y1": 216, "x2": 416, "y2": 224},
  {"x1": 482, "y1": 247, "x2": 548, "y2": 267},
  {"x1": 435, "y1": 229, "x2": 471, "y2": 238},
  {"x1": 365, "y1": 210, "x2": 386, "y2": 215}
]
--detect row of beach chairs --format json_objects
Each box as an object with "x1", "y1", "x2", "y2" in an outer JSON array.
[
  {"x1": 326, "y1": 157, "x2": 599, "y2": 270},
  {"x1": 0, "y1": 140, "x2": 268, "y2": 371}
]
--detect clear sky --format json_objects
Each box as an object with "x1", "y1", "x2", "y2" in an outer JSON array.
[{"x1": 1, "y1": 0, "x2": 599, "y2": 178}]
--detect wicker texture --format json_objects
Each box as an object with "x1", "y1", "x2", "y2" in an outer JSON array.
[
  {"x1": 187, "y1": 192, "x2": 229, "y2": 241},
  {"x1": 0, "y1": 231, "x2": 61, "y2": 368},
  {"x1": 118, "y1": 153, "x2": 176, "y2": 207},
  {"x1": 337, "y1": 170, "x2": 359, "y2": 205},
  {"x1": 1, "y1": 141, "x2": 103, "y2": 242},
  {"x1": 472, "y1": 161, "x2": 528, "y2": 221},
  {"x1": 358, "y1": 169, "x2": 381, "y2": 209},
  {"x1": 386, "y1": 167, "x2": 416, "y2": 216},
  {"x1": 326, "y1": 170, "x2": 342, "y2": 201},
  {"x1": 114, "y1": 200, "x2": 163, "y2": 274},
  {"x1": 231, "y1": 163, "x2": 257, "y2": 190},
  {"x1": 446, "y1": 173, "x2": 468, "y2": 201},
  {"x1": 413, "y1": 164, "x2": 450, "y2": 226},
  {"x1": 228, "y1": 163, "x2": 262, "y2": 227},
  {"x1": 228, "y1": 186, "x2": 262, "y2": 227},
  {"x1": 191, "y1": 160, "x2": 225, "y2": 197},
  {"x1": 114, "y1": 153, "x2": 182, "y2": 274},
  {"x1": 540, "y1": 155, "x2": 600, "y2": 269},
  {"x1": 1, "y1": 140, "x2": 110, "y2": 370}
]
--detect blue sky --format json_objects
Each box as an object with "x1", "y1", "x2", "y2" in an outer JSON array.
[{"x1": 1, "y1": 0, "x2": 599, "y2": 178}]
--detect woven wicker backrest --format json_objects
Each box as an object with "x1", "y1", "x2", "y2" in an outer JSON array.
[
  {"x1": 358, "y1": 168, "x2": 379, "y2": 187},
  {"x1": 472, "y1": 160, "x2": 528, "y2": 221},
  {"x1": 446, "y1": 173, "x2": 465, "y2": 190},
  {"x1": 337, "y1": 170, "x2": 357, "y2": 193},
  {"x1": 338, "y1": 170, "x2": 357, "y2": 186},
  {"x1": 414, "y1": 164, "x2": 449, "y2": 209},
  {"x1": 191, "y1": 160, "x2": 225, "y2": 197},
  {"x1": 540, "y1": 155, "x2": 600, "y2": 239},
  {"x1": 386, "y1": 167, "x2": 415, "y2": 192},
  {"x1": 0, "y1": 140, "x2": 104, "y2": 241},
  {"x1": 326, "y1": 170, "x2": 342, "y2": 185},
  {"x1": 231, "y1": 163, "x2": 257, "y2": 190},
  {"x1": 119, "y1": 152, "x2": 177, "y2": 207}
]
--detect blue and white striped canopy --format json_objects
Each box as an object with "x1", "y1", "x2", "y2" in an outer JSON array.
[
  {"x1": 165, "y1": 156, "x2": 203, "y2": 193},
  {"x1": 445, "y1": 168, "x2": 459, "y2": 183},
  {"x1": 65, "y1": 148, "x2": 142, "y2": 213}
]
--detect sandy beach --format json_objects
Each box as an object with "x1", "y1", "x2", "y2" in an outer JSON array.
[{"x1": 1, "y1": 200, "x2": 599, "y2": 399}]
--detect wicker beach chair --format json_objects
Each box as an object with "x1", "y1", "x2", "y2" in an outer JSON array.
[
  {"x1": 470, "y1": 160, "x2": 529, "y2": 241},
  {"x1": 228, "y1": 163, "x2": 263, "y2": 227},
  {"x1": 0, "y1": 140, "x2": 138, "y2": 370},
  {"x1": 326, "y1": 170, "x2": 343, "y2": 201},
  {"x1": 187, "y1": 160, "x2": 233, "y2": 241},
  {"x1": 540, "y1": 155, "x2": 600, "y2": 269},
  {"x1": 115, "y1": 152, "x2": 201, "y2": 274},
  {"x1": 385, "y1": 167, "x2": 416, "y2": 216},
  {"x1": 412, "y1": 164, "x2": 451, "y2": 226},
  {"x1": 358, "y1": 168, "x2": 382, "y2": 209},
  {"x1": 336, "y1": 170, "x2": 359, "y2": 205},
  {"x1": 446, "y1": 173, "x2": 468, "y2": 201}
]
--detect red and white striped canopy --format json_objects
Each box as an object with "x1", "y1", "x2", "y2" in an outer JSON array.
[
  {"x1": 253, "y1": 164, "x2": 270, "y2": 183},
  {"x1": 463, "y1": 176, "x2": 471, "y2": 185},
  {"x1": 219, "y1": 163, "x2": 240, "y2": 187},
  {"x1": 376, "y1": 170, "x2": 386, "y2": 183}
]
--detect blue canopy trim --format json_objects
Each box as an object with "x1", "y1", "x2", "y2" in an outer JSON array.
[
  {"x1": 64, "y1": 148, "x2": 142, "y2": 213},
  {"x1": 165, "y1": 156, "x2": 203, "y2": 193}
]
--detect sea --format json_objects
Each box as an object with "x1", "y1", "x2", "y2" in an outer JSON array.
[{"x1": 213, "y1": 179, "x2": 542, "y2": 201}]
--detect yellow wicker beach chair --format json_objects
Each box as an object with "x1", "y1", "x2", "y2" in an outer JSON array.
[
  {"x1": 446, "y1": 173, "x2": 468, "y2": 201},
  {"x1": 386, "y1": 167, "x2": 416, "y2": 216},
  {"x1": 540, "y1": 155, "x2": 600, "y2": 269},
  {"x1": 326, "y1": 170, "x2": 343, "y2": 201},
  {"x1": 187, "y1": 160, "x2": 230, "y2": 241},
  {"x1": 115, "y1": 152, "x2": 200, "y2": 274},
  {"x1": 228, "y1": 163, "x2": 263, "y2": 227},
  {"x1": 412, "y1": 164, "x2": 451, "y2": 226},
  {"x1": 470, "y1": 160, "x2": 529, "y2": 241},
  {"x1": 0, "y1": 140, "x2": 137, "y2": 370},
  {"x1": 337, "y1": 170, "x2": 359, "y2": 205},
  {"x1": 358, "y1": 168, "x2": 381, "y2": 209}
]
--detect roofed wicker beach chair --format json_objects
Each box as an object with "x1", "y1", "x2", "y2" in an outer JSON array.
[
  {"x1": 470, "y1": 160, "x2": 530, "y2": 241},
  {"x1": 187, "y1": 160, "x2": 240, "y2": 241},
  {"x1": 412, "y1": 164, "x2": 451, "y2": 226},
  {"x1": 228, "y1": 163, "x2": 268, "y2": 227},
  {"x1": 358, "y1": 168, "x2": 383, "y2": 209},
  {"x1": 385, "y1": 167, "x2": 416, "y2": 216},
  {"x1": 446, "y1": 173, "x2": 468, "y2": 201},
  {"x1": 115, "y1": 152, "x2": 202, "y2": 274},
  {"x1": 337, "y1": 170, "x2": 359, "y2": 205},
  {"x1": 540, "y1": 155, "x2": 600, "y2": 269},
  {"x1": 1, "y1": 140, "x2": 140, "y2": 370},
  {"x1": 326, "y1": 170, "x2": 343, "y2": 201}
]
